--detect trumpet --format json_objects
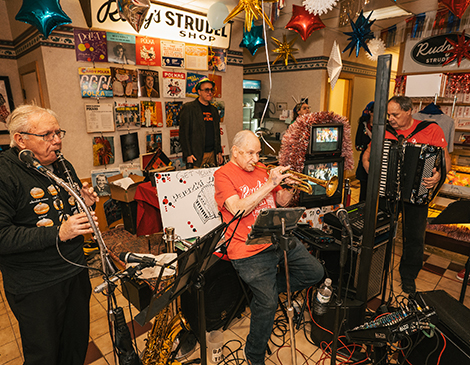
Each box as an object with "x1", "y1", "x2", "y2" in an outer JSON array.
[{"x1": 252, "y1": 163, "x2": 339, "y2": 197}]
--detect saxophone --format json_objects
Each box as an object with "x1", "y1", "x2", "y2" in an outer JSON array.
[
  {"x1": 142, "y1": 227, "x2": 190, "y2": 365},
  {"x1": 141, "y1": 305, "x2": 190, "y2": 365}
]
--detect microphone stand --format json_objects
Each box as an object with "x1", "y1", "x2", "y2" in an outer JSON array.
[
  {"x1": 37, "y1": 167, "x2": 115, "y2": 276},
  {"x1": 330, "y1": 226, "x2": 351, "y2": 364}
]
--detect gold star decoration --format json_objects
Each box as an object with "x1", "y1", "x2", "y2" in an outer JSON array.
[
  {"x1": 224, "y1": 0, "x2": 278, "y2": 32},
  {"x1": 271, "y1": 35, "x2": 298, "y2": 66}
]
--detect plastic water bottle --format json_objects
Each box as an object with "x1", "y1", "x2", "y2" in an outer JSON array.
[{"x1": 313, "y1": 278, "x2": 333, "y2": 316}]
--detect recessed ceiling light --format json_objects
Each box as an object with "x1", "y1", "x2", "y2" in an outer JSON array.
[{"x1": 364, "y1": 5, "x2": 412, "y2": 21}]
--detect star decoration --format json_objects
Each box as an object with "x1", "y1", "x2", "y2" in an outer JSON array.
[
  {"x1": 342, "y1": 10, "x2": 375, "y2": 57},
  {"x1": 224, "y1": 0, "x2": 278, "y2": 32},
  {"x1": 440, "y1": 0, "x2": 470, "y2": 18},
  {"x1": 271, "y1": 35, "x2": 298, "y2": 66},
  {"x1": 239, "y1": 23, "x2": 266, "y2": 56},
  {"x1": 15, "y1": 0, "x2": 72, "y2": 39},
  {"x1": 285, "y1": 5, "x2": 325, "y2": 41},
  {"x1": 443, "y1": 30, "x2": 470, "y2": 66}
]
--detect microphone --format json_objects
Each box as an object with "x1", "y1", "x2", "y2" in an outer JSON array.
[
  {"x1": 336, "y1": 208, "x2": 353, "y2": 267},
  {"x1": 336, "y1": 209, "x2": 353, "y2": 238},
  {"x1": 18, "y1": 149, "x2": 49, "y2": 174},
  {"x1": 119, "y1": 252, "x2": 156, "y2": 266}
]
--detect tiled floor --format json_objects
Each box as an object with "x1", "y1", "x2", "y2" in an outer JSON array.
[{"x1": 1, "y1": 180, "x2": 470, "y2": 364}]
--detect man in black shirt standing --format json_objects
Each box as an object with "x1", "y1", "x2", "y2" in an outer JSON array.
[{"x1": 180, "y1": 78, "x2": 223, "y2": 168}]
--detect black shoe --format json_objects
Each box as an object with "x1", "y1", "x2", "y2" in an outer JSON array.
[{"x1": 401, "y1": 281, "x2": 416, "y2": 295}]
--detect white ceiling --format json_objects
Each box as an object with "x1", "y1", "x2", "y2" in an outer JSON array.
[{"x1": 155, "y1": 0, "x2": 445, "y2": 31}]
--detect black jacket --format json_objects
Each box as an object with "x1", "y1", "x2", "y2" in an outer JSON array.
[
  {"x1": 0, "y1": 148, "x2": 85, "y2": 294},
  {"x1": 179, "y1": 99, "x2": 222, "y2": 166}
]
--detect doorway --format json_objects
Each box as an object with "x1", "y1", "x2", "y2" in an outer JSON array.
[{"x1": 328, "y1": 78, "x2": 352, "y2": 120}]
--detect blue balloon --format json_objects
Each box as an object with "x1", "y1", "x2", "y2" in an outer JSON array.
[
  {"x1": 239, "y1": 24, "x2": 265, "y2": 56},
  {"x1": 15, "y1": 0, "x2": 72, "y2": 39}
]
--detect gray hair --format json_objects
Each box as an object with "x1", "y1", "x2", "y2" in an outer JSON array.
[
  {"x1": 388, "y1": 96, "x2": 413, "y2": 112},
  {"x1": 6, "y1": 104, "x2": 59, "y2": 148}
]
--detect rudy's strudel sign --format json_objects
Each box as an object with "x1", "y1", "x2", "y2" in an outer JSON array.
[
  {"x1": 402, "y1": 32, "x2": 470, "y2": 73},
  {"x1": 90, "y1": 0, "x2": 231, "y2": 49}
]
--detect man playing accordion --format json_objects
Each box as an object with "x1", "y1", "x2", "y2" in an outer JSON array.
[{"x1": 362, "y1": 96, "x2": 451, "y2": 295}]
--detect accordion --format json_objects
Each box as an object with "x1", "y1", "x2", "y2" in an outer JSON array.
[
  {"x1": 379, "y1": 141, "x2": 445, "y2": 205},
  {"x1": 402, "y1": 143, "x2": 444, "y2": 205}
]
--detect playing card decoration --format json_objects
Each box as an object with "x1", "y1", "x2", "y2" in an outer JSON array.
[
  {"x1": 285, "y1": 5, "x2": 325, "y2": 41},
  {"x1": 224, "y1": 0, "x2": 277, "y2": 32},
  {"x1": 15, "y1": 0, "x2": 71, "y2": 38},
  {"x1": 271, "y1": 35, "x2": 298, "y2": 66},
  {"x1": 443, "y1": 30, "x2": 470, "y2": 66},
  {"x1": 342, "y1": 10, "x2": 375, "y2": 57},
  {"x1": 239, "y1": 23, "x2": 266, "y2": 56},
  {"x1": 117, "y1": 0, "x2": 150, "y2": 33}
]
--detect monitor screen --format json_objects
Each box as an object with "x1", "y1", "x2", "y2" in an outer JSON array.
[
  {"x1": 308, "y1": 123, "x2": 343, "y2": 157},
  {"x1": 243, "y1": 79, "x2": 261, "y2": 90},
  {"x1": 299, "y1": 157, "x2": 344, "y2": 208},
  {"x1": 305, "y1": 161, "x2": 339, "y2": 195}
]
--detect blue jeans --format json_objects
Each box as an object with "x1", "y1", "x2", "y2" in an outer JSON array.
[{"x1": 232, "y1": 239, "x2": 324, "y2": 365}]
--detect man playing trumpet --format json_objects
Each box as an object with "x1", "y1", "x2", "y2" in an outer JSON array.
[{"x1": 214, "y1": 130, "x2": 324, "y2": 365}]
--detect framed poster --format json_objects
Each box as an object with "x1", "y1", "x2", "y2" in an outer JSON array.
[{"x1": 0, "y1": 76, "x2": 15, "y2": 126}]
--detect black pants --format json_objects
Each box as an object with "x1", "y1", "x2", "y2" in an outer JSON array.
[
  {"x1": 6, "y1": 269, "x2": 91, "y2": 365},
  {"x1": 399, "y1": 202, "x2": 428, "y2": 285}
]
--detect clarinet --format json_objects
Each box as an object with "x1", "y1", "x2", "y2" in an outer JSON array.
[{"x1": 54, "y1": 151, "x2": 116, "y2": 276}]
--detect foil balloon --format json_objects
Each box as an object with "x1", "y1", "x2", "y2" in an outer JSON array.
[
  {"x1": 285, "y1": 5, "x2": 325, "y2": 41},
  {"x1": 224, "y1": 0, "x2": 278, "y2": 32},
  {"x1": 15, "y1": 0, "x2": 72, "y2": 39},
  {"x1": 117, "y1": 0, "x2": 150, "y2": 33},
  {"x1": 441, "y1": 0, "x2": 470, "y2": 18},
  {"x1": 208, "y1": 2, "x2": 230, "y2": 31},
  {"x1": 239, "y1": 23, "x2": 265, "y2": 56}
]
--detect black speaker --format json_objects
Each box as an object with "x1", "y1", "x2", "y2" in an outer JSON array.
[
  {"x1": 309, "y1": 295, "x2": 366, "y2": 345},
  {"x1": 400, "y1": 290, "x2": 470, "y2": 363},
  {"x1": 320, "y1": 233, "x2": 388, "y2": 301},
  {"x1": 181, "y1": 257, "x2": 248, "y2": 337}
]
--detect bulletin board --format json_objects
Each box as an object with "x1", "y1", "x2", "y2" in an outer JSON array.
[{"x1": 155, "y1": 167, "x2": 221, "y2": 239}]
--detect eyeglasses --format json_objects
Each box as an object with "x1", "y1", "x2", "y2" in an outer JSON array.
[
  {"x1": 20, "y1": 129, "x2": 66, "y2": 142},
  {"x1": 200, "y1": 88, "x2": 214, "y2": 93}
]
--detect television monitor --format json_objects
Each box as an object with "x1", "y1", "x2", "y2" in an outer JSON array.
[
  {"x1": 243, "y1": 79, "x2": 261, "y2": 90},
  {"x1": 307, "y1": 123, "x2": 343, "y2": 157},
  {"x1": 299, "y1": 157, "x2": 344, "y2": 208}
]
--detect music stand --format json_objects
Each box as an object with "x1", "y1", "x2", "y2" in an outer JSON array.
[
  {"x1": 429, "y1": 200, "x2": 470, "y2": 303},
  {"x1": 135, "y1": 221, "x2": 228, "y2": 365},
  {"x1": 248, "y1": 207, "x2": 306, "y2": 365}
]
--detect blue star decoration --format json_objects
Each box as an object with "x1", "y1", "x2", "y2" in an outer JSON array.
[
  {"x1": 15, "y1": 0, "x2": 72, "y2": 39},
  {"x1": 343, "y1": 10, "x2": 375, "y2": 57},
  {"x1": 239, "y1": 23, "x2": 265, "y2": 56}
]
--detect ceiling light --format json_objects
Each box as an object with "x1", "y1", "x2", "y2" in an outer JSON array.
[{"x1": 364, "y1": 5, "x2": 412, "y2": 21}]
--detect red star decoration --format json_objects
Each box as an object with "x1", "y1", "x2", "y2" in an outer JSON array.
[
  {"x1": 440, "y1": 0, "x2": 470, "y2": 18},
  {"x1": 443, "y1": 30, "x2": 470, "y2": 66},
  {"x1": 285, "y1": 5, "x2": 325, "y2": 42}
]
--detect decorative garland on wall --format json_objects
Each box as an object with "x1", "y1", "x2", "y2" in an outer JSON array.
[{"x1": 278, "y1": 111, "x2": 354, "y2": 203}]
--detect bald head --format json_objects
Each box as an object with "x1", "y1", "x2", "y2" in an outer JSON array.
[{"x1": 231, "y1": 130, "x2": 261, "y2": 171}]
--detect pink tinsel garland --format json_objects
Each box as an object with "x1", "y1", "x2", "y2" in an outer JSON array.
[{"x1": 279, "y1": 111, "x2": 354, "y2": 172}]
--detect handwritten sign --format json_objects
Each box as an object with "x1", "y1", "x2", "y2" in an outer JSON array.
[{"x1": 155, "y1": 167, "x2": 221, "y2": 239}]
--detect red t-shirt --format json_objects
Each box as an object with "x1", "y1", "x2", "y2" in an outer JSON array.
[
  {"x1": 214, "y1": 161, "x2": 282, "y2": 260},
  {"x1": 385, "y1": 119, "x2": 447, "y2": 148}
]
